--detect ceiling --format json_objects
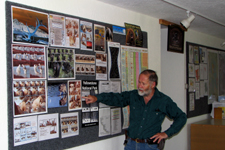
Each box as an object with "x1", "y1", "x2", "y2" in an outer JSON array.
[{"x1": 97, "y1": 0, "x2": 225, "y2": 40}]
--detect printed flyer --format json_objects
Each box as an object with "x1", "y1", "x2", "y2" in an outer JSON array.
[
  {"x1": 81, "y1": 80, "x2": 99, "y2": 127},
  {"x1": 38, "y1": 113, "x2": 59, "y2": 141},
  {"x1": 14, "y1": 115, "x2": 38, "y2": 146},
  {"x1": 60, "y1": 112, "x2": 79, "y2": 138}
]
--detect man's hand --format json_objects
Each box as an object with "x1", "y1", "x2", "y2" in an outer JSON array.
[
  {"x1": 82, "y1": 95, "x2": 97, "y2": 104},
  {"x1": 150, "y1": 132, "x2": 168, "y2": 143}
]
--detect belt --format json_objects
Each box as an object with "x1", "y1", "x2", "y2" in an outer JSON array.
[{"x1": 130, "y1": 137, "x2": 157, "y2": 144}]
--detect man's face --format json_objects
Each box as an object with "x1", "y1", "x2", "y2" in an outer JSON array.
[{"x1": 138, "y1": 74, "x2": 153, "y2": 96}]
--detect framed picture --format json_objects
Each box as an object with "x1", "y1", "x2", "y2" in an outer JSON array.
[{"x1": 167, "y1": 25, "x2": 184, "y2": 53}]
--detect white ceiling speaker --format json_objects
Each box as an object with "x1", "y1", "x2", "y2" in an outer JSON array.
[{"x1": 180, "y1": 11, "x2": 195, "y2": 29}]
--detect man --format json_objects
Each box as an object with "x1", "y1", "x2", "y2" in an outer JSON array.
[{"x1": 84, "y1": 69, "x2": 187, "y2": 150}]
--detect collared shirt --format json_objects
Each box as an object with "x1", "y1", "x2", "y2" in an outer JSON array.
[{"x1": 96, "y1": 88, "x2": 187, "y2": 139}]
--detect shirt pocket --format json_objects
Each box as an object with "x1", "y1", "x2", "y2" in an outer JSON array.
[{"x1": 152, "y1": 108, "x2": 165, "y2": 121}]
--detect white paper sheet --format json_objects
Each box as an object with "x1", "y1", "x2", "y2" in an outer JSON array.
[
  {"x1": 38, "y1": 113, "x2": 59, "y2": 141},
  {"x1": 111, "y1": 107, "x2": 121, "y2": 135},
  {"x1": 14, "y1": 115, "x2": 38, "y2": 146},
  {"x1": 99, "y1": 108, "x2": 111, "y2": 137},
  {"x1": 60, "y1": 112, "x2": 79, "y2": 138}
]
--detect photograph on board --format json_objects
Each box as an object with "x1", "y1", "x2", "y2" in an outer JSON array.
[
  {"x1": 12, "y1": 44, "x2": 46, "y2": 80},
  {"x1": 94, "y1": 24, "x2": 105, "y2": 53},
  {"x1": 13, "y1": 80, "x2": 47, "y2": 117},
  {"x1": 96, "y1": 53, "x2": 107, "y2": 80},
  {"x1": 65, "y1": 17, "x2": 80, "y2": 48},
  {"x1": 75, "y1": 54, "x2": 95, "y2": 64},
  {"x1": 68, "y1": 80, "x2": 82, "y2": 111},
  {"x1": 47, "y1": 47, "x2": 75, "y2": 80},
  {"x1": 12, "y1": 6, "x2": 48, "y2": 45},
  {"x1": 80, "y1": 21, "x2": 93, "y2": 51},
  {"x1": 48, "y1": 82, "x2": 68, "y2": 108},
  {"x1": 60, "y1": 112, "x2": 79, "y2": 138}
]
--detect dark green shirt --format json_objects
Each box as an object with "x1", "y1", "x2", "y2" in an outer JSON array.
[{"x1": 96, "y1": 88, "x2": 187, "y2": 139}]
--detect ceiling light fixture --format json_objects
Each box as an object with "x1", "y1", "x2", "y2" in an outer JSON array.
[
  {"x1": 180, "y1": 11, "x2": 195, "y2": 29},
  {"x1": 221, "y1": 42, "x2": 225, "y2": 47}
]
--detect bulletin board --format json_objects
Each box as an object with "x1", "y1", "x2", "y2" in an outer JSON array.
[
  {"x1": 6, "y1": 1, "x2": 148, "y2": 150},
  {"x1": 186, "y1": 42, "x2": 225, "y2": 118}
]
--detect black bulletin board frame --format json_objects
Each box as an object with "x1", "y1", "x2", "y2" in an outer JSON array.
[
  {"x1": 6, "y1": 1, "x2": 148, "y2": 150},
  {"x1": 186, "y1": 42, "x2": 223, "y2": 118}
]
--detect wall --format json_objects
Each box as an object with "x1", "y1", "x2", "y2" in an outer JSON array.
[{"x1": 161, "y1": 27, "x2": 225, "y2": 150}]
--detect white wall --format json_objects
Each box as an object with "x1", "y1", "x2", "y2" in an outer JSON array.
[
  {"x1": 161, "y1": 26, "x2": 225, "y2": 150},
  {"x1": 2, "y1": 0, "x2": 225, "y2": 150}
]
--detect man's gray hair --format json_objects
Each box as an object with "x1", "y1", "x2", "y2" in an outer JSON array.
[{"x1": 140, "y1": 69, "x2": 158, "y2": 86}]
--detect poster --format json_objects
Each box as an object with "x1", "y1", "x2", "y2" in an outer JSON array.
[
  {"x1": 75, "y1": 54, "x2": 95, "y2": 76},
  {"x1": 60, "y1": 112, "x2": 79, "y2": 138},
  {"x1": 112, "y1": 26, "x2": 126, "y2": 35},
  {"x1": 98, "y1": 80, "x2": 121, "y2": 108},
  {"x1": 188, "y1": 63, "x2": 195, "y2": 77},
  {"x1": 49, "y1": 14, "x2": 65, "y2": 46},
  {"x1": 81, "y1": 80, "x2": 99, "y2": 127},
  {"x1": 96, "y1": 53, "x2": 107, "y2": 80},
  {"x1": 188, "y1": 45, "x2": 194, "y2": 63},
  {"x1": 122, "y1": 105, "x2": 130, "y2": 129},
  {"x1": 94, "y1": 24, "x2": 105, "y2": 53},
  {"x1": 108, "y1": 42, "x2": 121, "y2": 80},
  {"x1": 38, "y1": 113, "x2": 59, "y2": 141},
  {"x1": 189, "y1": 93, "x2": 195, "y2": 111},
  {"x1": 12, "y1": 44, "x2": 46, "y2": 79},
  {"x1": 193, "y1": 46, "x2": 199, "y2": 64},
  {"x1": 14, "y1": 115, "x2": 38, "y2": 146},
  {"x1": 11, "y1": 6, "x2": 48, "y2": 45},
  {"x1": 99, "y1": 108, "x2": 111, "y2": 137},
  {"x1": 194, "y1": 65, "x2": 200, "y2": 82},
  {"x1": 75, "y1": 64, "x2": 95, "y2": 76},
  {"x1": 124, "y1": 23, "x2": 143, "y2": 47},
  {"x1": 65, "y1": 17, "x2": 80, "y2": 48},
  {"x1": 47, "y1": 82, "x2": 68, "y2": 108},
  {"x1": 105, "y1": 25, "x2": 113, "y2": 42},
  {"x1": 121, "y1": 45, "x2": 148, "y2": 91},
  {"x1": 47, "y1": 47, "x2": 75, "y2": 80},
  {"x1": 111, "y1": 107, "x2": 122, "y2": 135},
  {"x1": 199, "y1": 47, "x2": 208, "y2": 63},
  {"x1": 68, "y1": 80, "x2": 82, "y2": 111},
  {"x1": 75, "y1": 54, "x2": 95, "y2": 64},
  {"x1": 188, "y1": 78, "x2": 195, "y2": 92},
  {"x1": 13, "y1": 80, "x2": 47, "y2": 117},
  {"x1": 80, "y1": 21, "x2": 93, "y2": 50}
]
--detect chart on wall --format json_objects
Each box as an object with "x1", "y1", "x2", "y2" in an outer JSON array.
[{"x1": 120, "y1": 45, "x2": 148, "y2": 91}]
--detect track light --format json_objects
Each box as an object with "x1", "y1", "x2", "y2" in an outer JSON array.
[
  {"x1": 180, "y1": 11, "x2": 195, "y2": 29},
  {"x1": 221, "y1": 42, "x2": 225, "y2": 47}
]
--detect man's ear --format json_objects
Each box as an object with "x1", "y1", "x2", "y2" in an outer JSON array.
[{"x1": 151, "y1": 82, "x2": 156, "y2": 88}]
